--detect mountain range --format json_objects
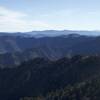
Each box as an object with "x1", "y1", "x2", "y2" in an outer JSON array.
[
  {"x1": 0, "y1": 30, "x2": 100, "y2": 68},
  {"x1": 0, "y1": 30, "x2": 100, "y2": 100}
]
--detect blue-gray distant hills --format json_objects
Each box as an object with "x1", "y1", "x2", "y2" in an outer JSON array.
[{"x1": 0, "y1": 30, "x2": 100, "y2": 68}]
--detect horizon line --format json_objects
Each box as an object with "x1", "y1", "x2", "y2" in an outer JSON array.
[{"x1": 0, "y1": 29, "x2": 100, "y2": 33}]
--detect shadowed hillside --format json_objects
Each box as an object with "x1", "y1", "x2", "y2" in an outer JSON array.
[{"x1": 0, "y1": 56, "x2": 100, "y2": 100}]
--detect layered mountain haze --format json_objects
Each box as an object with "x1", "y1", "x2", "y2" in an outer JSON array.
[{"x1": 0, "y1": 30, "x2": 100, "y2": 68}]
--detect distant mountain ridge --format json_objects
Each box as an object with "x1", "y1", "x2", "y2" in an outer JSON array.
[
  {"x1": 0, "y1": 30, "x2": 96, "y2": 54},
  {"x1": 0, "y1": 30, "x2": 100, "y2": 37},
  {"x1": 0, "y1": 30, "x2": 100, "y2": 68}
]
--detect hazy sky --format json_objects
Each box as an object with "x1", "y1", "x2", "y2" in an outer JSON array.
[{"x1": 0, "y1": 0, "x2": 100, "y2": 32}]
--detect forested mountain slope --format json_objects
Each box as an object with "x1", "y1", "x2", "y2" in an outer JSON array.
[
  {"x1": 1, "y1": 33, "x2": 100, "y2": 68},
  {"x1": 0, "y1": 56, "x2": 100, "y2": 100}
]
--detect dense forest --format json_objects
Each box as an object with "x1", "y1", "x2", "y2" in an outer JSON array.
[
  {"x1": 33, "y1": 78, "x2": 100, "y2": 100},
  {"x1": 0, "y1": 55, "x2": 100, "y2": 100}
]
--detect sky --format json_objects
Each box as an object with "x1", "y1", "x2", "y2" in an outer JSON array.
[{"x1": 0, "y1": 0, "x2": 100, "y2": 32}]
